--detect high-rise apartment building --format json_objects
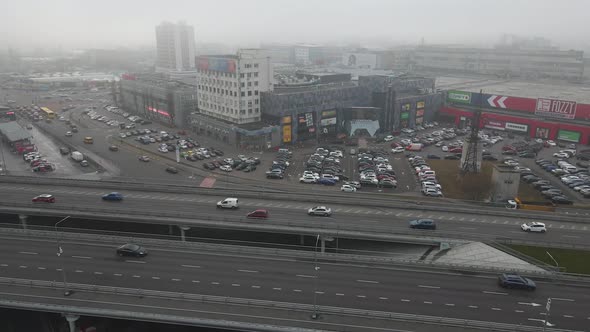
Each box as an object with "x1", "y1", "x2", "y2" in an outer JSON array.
[
  {"x1": 196, "y1": 49, "x2": 273, "y2": 124},
  {"x1": 155, "y1": 21, "x2": 196, "y2": 73}
]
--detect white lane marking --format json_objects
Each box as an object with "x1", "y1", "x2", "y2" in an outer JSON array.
[
  {"x1": 191, "y1": 280, "x2": 200, "y2": 283},
  {"x1": 172, "y1": 278, "x2": 181, "y2": 282},
  {"x1": 379, "y1": 297, "x2": 388, "y2": 300},
  {"x1": 181, "y1": 264, "x2": 200, "y2": 268},
  {"x1": 503, "y1": 220, "x2": 509, "y2": 224},
  {"x1": 125, "y1": 260, "x2": 146, "y2": 264},
  {"x1": 18, "y1": 251, "x2": 38, "y2": 255},
  {"x1": 211, "y1": 282, "x2": 220, "y2": 285},
  {"x1": 515, "y1": 310, "x2": 524, "y2": 313},
  {"x1": 449, "y1": 217, "x2": 455, "y2": 220},
  {"x1": 152, "y1": 277, "x2": 160, "y2": 280},
  {"x1": 385, "y1": 212, "x2": 392, "y2": 215},
  {"x1": 19, "y1": 266, "x2": 27, "y2": 268},
  {"x1": 72, "y1": 256, "x2": 92, "y2": 259},
  {"x1": 445, "y1": 303, "x2": 455, "y2": 306},
  {"x1": 0, "y1": 264, "x2": 7, "y2": 267},
  {"x1": 94, "y1": 272, "x2": 103, "y2": 275},
  {"x1": 357, "y1": 295, "x2": 366, "y2": 298},
  {"x1": 272, "y1": 287, "x2": 282, "y2": 291},
  {"x1": 237, "y1": 269, "x2": 259, "y2": 273},
  {"x1": 483, "y1": 291, "x2": 507, "y2": 295},
  {"x1": 468, "y1": 305, "x2": 478, "y2": 308},
  {"x1": 459, "y1": 217, "x2": 465, "y2": 221},
  {"x1": 344, "y1": 209, "x2": 352, "y2": 213},
  {"x1": 357, "y1": 279, "x2": 379, "y2": 284},
  {"x1": 552, "y1": 298, "x2": 575, "y2": 302},
  {"x1": 563, "y1": 315, "x2": 574, "y2": 318},
  {"x1": 251, "y1": 285, "x2": 261, "y2": 289},
  {"x1": 37, "y1": 267, "x2": 46, "y2": 270},
  {"x1": 56, "y1": 268, "x2": 62, "y2": 271},
  {"x1": 293, "y1": 289, "x2": 302, "y2": 292},
  {"x1": 401, "y1": 299, "x2": 410, "y2": 302},
  {"x1": 424, "y1": 301, "x2": 432, "y2": 304},
  {"x1": 395, "y1": 212, "x2": 403, "y2": 216},
  {"x1": 336, "y1": 293, "x2": 345, "y2": 296},
  {"x1": 418, "y1": 285, "x2": 440, "y2": 289},
  {"x1": 492, "y1": 308, "x2": 502, "y2": 311},
  {"x1": 562, "y1": 235, "x2": 580, "y2": 238},
  {"x1": 75, "y1": 270, "x2": 84, "y2": 273},
  {"x1": 113, "y1": 273, "x2": 123, "y2": 277},
  {"x1": 132, "y1": 275, "x2": 141, "y2": 278},
  {"x1": 231, "y1": 283, "x2": 240, "y2": 287},
  {"x1": 296, "y1": 274, "x2": 315, "y2": 278},
  {"x1": 459, "y1": 227, "x2": 476, "y2": 230},
  {"x1": 315, "y1": 291, "x2": 324, "y2": 294}
]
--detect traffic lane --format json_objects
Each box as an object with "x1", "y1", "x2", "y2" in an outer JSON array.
[{"x1": 2, "y1": 247, "x2": 587, "y2": 328}]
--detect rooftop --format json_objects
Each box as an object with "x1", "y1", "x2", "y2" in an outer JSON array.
[
  {"x1": 0, "y1": 122, "x2": 32, "y2": 142},
  {"x1": 436, "y1": 75, "x2": 590, "y2": 104}
]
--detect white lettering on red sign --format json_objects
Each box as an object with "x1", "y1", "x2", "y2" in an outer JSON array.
[{"x1": 535, "y1": 98, "x2": 577, "y2": 119}]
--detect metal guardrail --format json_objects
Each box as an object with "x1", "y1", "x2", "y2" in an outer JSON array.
[
  {"x1": 1, "y1": 175, "x2": 588, "y2": 224},
  {"x1": 0, "y1": 277, "x2": 583, "y2": 332}
]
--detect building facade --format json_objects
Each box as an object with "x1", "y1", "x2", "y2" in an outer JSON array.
[
  {"x1": 195, "y1": 49, "x2": 273, "y2": 124},
  {"x1": 414, "y1": 46, "x2": 584, "y2": 80},
  {"x1": 155, "y1": 21, "x2": 196, "y2": 73},
  {"x1": 119, "y1": 74, "x2": 197, "y2": 128}
]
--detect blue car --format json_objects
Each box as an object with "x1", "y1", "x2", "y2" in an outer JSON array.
[
  {"x1": 102, "y1": 192, "x2": 123, "y2": 201},
  {"x1": 317, "y1": 178, "x2": 336, "y2": 186}
]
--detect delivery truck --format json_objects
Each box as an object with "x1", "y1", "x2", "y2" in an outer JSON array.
[
  {"x1": 405, "y1": 143, "x2": 424, "y2": 152},
  {"x1": 71, "y1": 151, "x2": 84, "y2": 162},
  {"x1": 506, "y1": 197, "x2": 556, "y2": 212}
]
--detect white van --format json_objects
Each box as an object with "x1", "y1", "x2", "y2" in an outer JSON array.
[{"x1": 217, "y1": 198, "x2": 239, "y2": 209}]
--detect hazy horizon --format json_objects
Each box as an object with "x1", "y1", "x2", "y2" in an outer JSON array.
[{"x1": 3, "y1": 0, "x2": 590, "y2": 52}]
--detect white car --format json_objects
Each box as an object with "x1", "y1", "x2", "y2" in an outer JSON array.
[
  {"x1": 299, "y1": 175, "x2": 317, "y2": 184},
  {"x1": 504, "y1": 160, "x2": 519, "y2": 167},
  {"x1": 344, "y1": 181, "x2": 361, "y2": 189},
  {"x1": 384, "y1": 135, "x2": 395, "y2": 142},
  {"x1": 158, "y1": 147, "x2": 168, "y2": 153},
  {"x1": 441, "y1": 146, "x2": 449, "y2": 152},
  {"x1": 119, "y1": 133, "x2": 127, "y2": 138},
  {"x1": 422, "y1": 188, "x2": 443, "y2": 197},
  {"x1": 546, "y1": 140, "x2": 557, "y2": 147},
  {"x1": 303, "y1": 171, "x2": 320, "y2": 179},
  {"x1": 65, "y1": 131, "x2": 73, "y2": 137},
  {"x1": 391, "y1": 147, "x2": 405, "y2": 153},
  {"x1": 553, "y1": 152, "x2": 569, "y2": 159},
  {"x1": 220, "y1": 165, "x2": 232, "y2": 172},
  {"x1": 307, "y1": 206, "x2": 332, "y2": 217},
  {"x1": 341, "y1": 184, "x2": 357, "y2": 192},
  {"x1": 401, "y1": 139, "x2": 412, "y2": 146},
  {"x1": 521, "y1": 222, "x2": 547, "y2": 233}
]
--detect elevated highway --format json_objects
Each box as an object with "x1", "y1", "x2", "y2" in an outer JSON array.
[{"x1": 0, "y1": 229, "x2": 587, "y2": 331}]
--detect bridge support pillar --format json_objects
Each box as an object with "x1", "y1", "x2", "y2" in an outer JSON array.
[
  {"x1": 64, "y1": 314, "x2": 79, "y2": 332},
  {"x1": 179, "y1": 226, "x2": 191, "y2": 242},
  {"x1": 18, "y1": 214, "x2": 28, "y2": 229},
  {"x1": 320, "y1": 238, "x2": 325, "y2": 254}
]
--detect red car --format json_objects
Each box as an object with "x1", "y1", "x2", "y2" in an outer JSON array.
[
  {"x1": 247, "y1": 209, "x2": 269, "y2": 219},
  {"x1": 32, "y1": 194, "x2": 55, "y2": 203},
  {"x1": 449, "y1": 148, "x2": 462, "y2": 153}
]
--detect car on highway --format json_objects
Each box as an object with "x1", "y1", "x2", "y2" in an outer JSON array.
[
  {"x1": 409, "y1": 218, "x2": 437, "y2": 230},
  {"x1": 498, "y1": 273, "x2": 536, "y2": 290},
  {"x1": 217, "y1": 198, "x2": 239, "y2": 209},
  {"x1": 341, "y1": 184, "x2": 357, "y2": 192},
  {"x1": 247, "y1": 209, "x2": 268, "y2": 219},
  {"x1": 166, "y1": 166, "x2": 179, "y2": 174},
  {"x1": 520, "y1": 222, "x2": 547, "y2": 233},
  {"x1": 116, "y1": 244, "x2": 147, "y2": 257},
  {"x1": 307, "y1": 206, "x2": 332, "y2": 217},
  {"x1": 138, "y1": 155, "x2": 150, "y2": 162},
  {"x1": 102, "y1": 192, "x2": 123, "y2": 201},
  {"x1": 109, "y1": 145, "x2": 119, "y2": 151},
  {"x1": 83, "y1": 137, "x2": 94, "y2": 144},
  {"x1": 32, "y1": 194, "x2": 55, "y2": 203},
  {"x1": 65, "y1": 131, "x2": 73, "y2": 137}
]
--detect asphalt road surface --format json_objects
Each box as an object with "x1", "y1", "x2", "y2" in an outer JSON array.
[
  {"x1": 0, "y1": 233, "x2": 587, "y2": 330},
  {"x1": 2, "y1": 182, "x2": 589, "y2": 248}
]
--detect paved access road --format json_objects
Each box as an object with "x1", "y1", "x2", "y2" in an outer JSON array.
[
  {"x1": 0, "y1": 233, "x2": 587, "y2": 330},
  {"x1": 2, "y1": 182, "x2": 589, "y2": 248}
]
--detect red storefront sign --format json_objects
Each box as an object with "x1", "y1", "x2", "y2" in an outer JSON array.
[
  {"x1": 483, "y1": 118, "x2": 505, "y2": 130},
  {"x1": 535, "y1": 98, "x2": 577, "y2": 119}
]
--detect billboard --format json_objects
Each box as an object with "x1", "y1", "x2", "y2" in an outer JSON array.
[
  {"x1": 197, "y1": 57, "x2": 236, "y2": 73},
  {"x1": 557, "y1": 129, "x2": 581, "y2": 142},
  {"x1": 320, "y1": 118, "x2": 337, "y2": 126},
  {"x1": 281, "y1": 116, "x2": 291, "y2": 124},
  {"x1": 483, "y1": 118, "x2": 505, "y2": 130},
  {"x1": 535, "y1": 98, "x2": 577, "y2": 119},
  {"x1": 282, "y1": 125, "x2": 292, "y2": 143},
  {"x1": 417, "y1": 101, "x2": 425, "y2": 109},
  {"x1": 505, "y1": 122, "x2": 528, "y2": 132},
  {"x1": 401, "y1": 103, "x2": 411, "y2": 111},
  {"x1": 416, "y1": 109, "x2": 425, "y2": 117},
  {"x1": 447, "y1": 90, "x2": 471, "y2": 104},
  {"x1": 147, "y1": 106, "x2": 171, "y2": 117},
  {"x1": 400, "y1": 112, "x2": 409, "y2": 120}
]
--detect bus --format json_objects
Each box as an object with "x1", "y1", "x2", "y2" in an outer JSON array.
[{"x1": 40, "y1": 107, "x2": 56, "y2": 119}]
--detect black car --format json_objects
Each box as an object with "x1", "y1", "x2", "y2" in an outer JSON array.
[
  {"x1": 444, "y1": 155, "x2": 460, "y2": 160},
  {"x1": 482, "y1": 155, "x2": 498, "y2": 161},
  {"x1": 266, "y1": 172, "x2": 283, "y2": 179},
  {"x1": 203, "y1": 163, "x2": 215, "y2": 170},
  {"x1": 498, "y1": 273, "x2": 536, "y2": 290},
  {"x1": 518, "y1": 152, "x2": 536, "y2": 158},
  {"x1": 116, "y1": 244, "x2": 147, "y2": 257},
  {"x1": 59, "y1": 147, "x2": 70, "y2": 155},
  {"x1": 244, "y1": 165, "x2": 257, "y2": 172},
  {"x1": 551, "y1": 196, "x2": 573, "y2": 204},
  {"x1": 409, "y1": 218, "x2": 436, "y2": 230},
  {"x1": 427, "y1": 154, "x2": 441, "y2": 159},
  {"x1": 166, "y1": 167, "x2": 179, "y2": 174}
]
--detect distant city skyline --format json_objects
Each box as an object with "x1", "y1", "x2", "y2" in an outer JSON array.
[{"x1": 2, "y1": 0, "x2": 590, "y2": 53}]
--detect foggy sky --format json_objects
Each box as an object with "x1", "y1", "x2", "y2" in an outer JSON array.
[{"x1": 2, "y1": 0, "x2": 590, "y2": 51}]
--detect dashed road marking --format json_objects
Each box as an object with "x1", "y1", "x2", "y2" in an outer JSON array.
[
  {"x1": 492, "y1": 308, "x2": 502, "y2": 311},
  {"x1": 152, "y1": 277, "x2": 160, "y2": 280},
  {"x1": 424, "y1": 301, "x2": 432, "y2": 304},
  {"x1": 211, "y1": 282, "x2": 220, "y2": 285},
  {"x1": 379, "y1": 297, "x2": 388, "y2": 300},
  {"x1": 336, "y1": 293, "x2": 345, "y2": 296},
  {"x1": 315, "y1": 291, "x2": 324, "y2": 294},
  {"x1": 37, "y1": 267, "x2": 46, "y2": 270},
  {"x1": 552, "y1": 298, "x2": 575, "y2": 302},
  {"x1": 296, "y1": 274, "x2": 316, "y2": 278},
  {"x1": 293, "y1": 289, "x2": 302, "y2": 292},
  {"x1": 483, "y1": 291, "x2": 507, "y2": 295},
  {"x1": 468, "y1": 305, "x2": 478, "y2": 309},
  {"x1": 515, "y1": 310, "x2": 524, "y2": 313},
  {"x1": 72, "y1": 256, "x2": 92, "y2": 259},
  {"x1": 357, "y1": 295, "x2": 366, "y2": 298},
  {"x1": 418, "y1": 285, "x2": 440, "y2": 289},
  {"x1": 19, "y1": 266, "x2": 27, "y2": 268},
  {"x1": 125, "y1": 260, "x2": 145, "y2": 264},
  {"x1": 181, "y1": 265, "x2": 200, "y2": 268},
  {"x1": 238, "y1": 269, "x2": 259, "y2": 273},
  {"x1": 75, "y1": 270, "x2": 84, "y2": 273},
  {"x1": 445, "y1": 303, "x2": 455, "y2": 306},
  {"x1": 401, "y1": 299, "x2": 410, "y2": 302},
  {"x1": 132, "y1": 275, "x2": 141, "y2": 278},
  {"x1": 563, "y1": 315, "x2": 574, "y2": 318},
  {"x1": 172, "y1": 278, "x2": 181, "y2": 282},
  {"x1": 272, "y1": 287, "x2": 282, "y2": 291},
  {"x1": 18, "y1": 251, "x2": 38, "y2": 255},
  {"x1": 113, "y1": 273, "x2": 123, "y2": 277},
  {"x1": 94, "y1": 272, "x2": 103, "y2": 275},
  {"x1": 357, "y1": 279, "x2": 379, "y2": 284},
  {"x1": 251, "y1": 285, "x2": 261, "y2": 289}
]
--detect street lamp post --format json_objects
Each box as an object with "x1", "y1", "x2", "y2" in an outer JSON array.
[
  {"x1": 55, "y1": 216, "x2": 72, "y2": 296},
  {"x1": 311, "y1": 234, "x2": 320, "y2": 320},
  {"x1": 546, "y1": 251, "x2": 559, "y2": 272}
]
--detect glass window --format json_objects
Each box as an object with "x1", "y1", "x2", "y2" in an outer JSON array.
[
  {"x1": 241, "y1": 92, "x2": 245, "y2": 97},
  {"x1": 254, "y1": 63, "x2": 259, "y2": 68},
  {"x1": 254, "y1": 90, "x2": 258, "y2": 96},
  {"x1": 254, "y1": 81, "x2": 258, "y2": 86},
  {"x1": 248, "y1": 91, "x2": 252, "y2": 96},
  {"x1": 254, "y1": 72, "x2": 259, "y2": 77}
]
